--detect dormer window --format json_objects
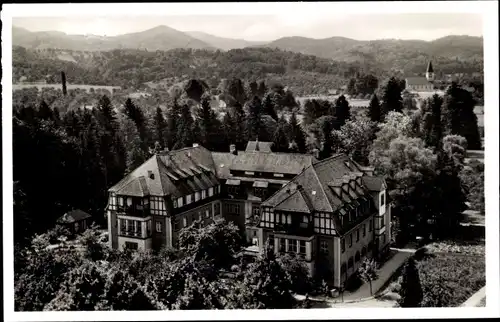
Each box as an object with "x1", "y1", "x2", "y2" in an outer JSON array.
[
  {"x1": 148, "y1": 170, "x2": 154, "y2": 180},
  {"x1": 245, "y1": 171, "x2": 255, "y2": 176},
  {"x1": 273, "y1": 173, "x2": 284, "y2": 178}
]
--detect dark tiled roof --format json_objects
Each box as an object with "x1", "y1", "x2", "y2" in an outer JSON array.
[
  {"x1": 362, "y1": 176, "x2": 387, "y2": 191},
  {"x1": 245, "y1": 140, "x2": 273, "y2": 152},
  {"x1": 57, "y1": 209, "x2": 91, "y2": 224},
  {"x1": 109, "y1": 146, "x2": 220, "y2": 198},
  {"x1": 405, "y1": 77, "x2": 432, "y2": 86},
  {"x1": 230, "y1": 151, "x2": 316, "y2": 175},
  {"x1": 211, "y1": 152, "x2": 237, "y2": 179},
  {"x1": 263, "y1": 154, "x2": 385, "y2": 214},
  {"x1": 275, "y1": 189, "x2": 312, "y2": 213}
]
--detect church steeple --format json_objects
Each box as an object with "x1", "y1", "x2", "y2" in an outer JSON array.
[{"x1": 426, "y1": 61, "x2": 435, "y2": 81}]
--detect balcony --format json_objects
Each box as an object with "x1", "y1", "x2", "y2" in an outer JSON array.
[
  {"x1": 273, "y1": 222, "x2": 315, "y2": 237},
  {"x1": 119, "y1": 229, "x2": 152, "y2": 239},
  {"x1": 116, "y1": 205, "x2": 151, "y2": 218}
]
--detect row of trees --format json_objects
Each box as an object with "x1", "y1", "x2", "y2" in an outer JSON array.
[{"x1": 15, "y1": 219, "x2": 314, "y2": 311}]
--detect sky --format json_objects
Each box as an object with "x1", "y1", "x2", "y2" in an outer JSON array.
[{"x1": 13, "y1": 13, "x2": 483, "y2": 42}]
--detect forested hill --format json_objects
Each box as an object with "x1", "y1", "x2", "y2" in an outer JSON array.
[
  {"x1": 13, "y1": 45, "x2": 482, "y2": 96},
  {"x1": 259, "y1": 35, "x2": 484, "y2": 72}
]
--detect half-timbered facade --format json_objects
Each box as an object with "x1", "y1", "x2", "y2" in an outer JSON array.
[
  {"x1": 105, "y1": 142, "x2": 390, "y2": 285},
  {"x1": 259, "y1": 154, "x2": 390, "y2": 287}
]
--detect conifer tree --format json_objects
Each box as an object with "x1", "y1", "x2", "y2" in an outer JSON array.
[
  {"x1": 273, "y1": 118, "x2": 290, "y2": 153},
  {"x1": 246, "y1": 96, "x2": 264, "y2": 141},
  {"x1": 289, "y1": 112, "x2": 307, "y2": 153},
  {"x1": 165, "y1": 98, "x2": 180, "y2": 150},
  {"x1": 263, "y1": 94, "x2": 278, "y2": 121},
  {"x1": 196, "y1": 96, "x2": 218, "y2": 150},
  {"x1": 441, "y1": 82, "x2": 481, "y2": 150},
  {"x1": 368, "y1": 94, "x2": 381, "y2": 123},
  {"x1": 174, "y1": 104, "x2": 195, "y2": 149},
  {"x1": 38, "y1": 100, "x2": 53, "y2": 120},
  {"x1": 257, "y1": 81, "x2": 267, "y2": 98},
  {"x1": 232, "y1": 102, "x2": 248, "y2": 150},
  {"x1": 381, "y1": 77, "x2": 403, "y2": 119},
  {"x1": 334, "y1": 95, "x2": 351, "y2": 129},
  {"x1": 398, "y1": 258, "x2": 423, "y2": 307},
  {"x1": 153, "y1": 107, "x2": 167, "y2": 149}
]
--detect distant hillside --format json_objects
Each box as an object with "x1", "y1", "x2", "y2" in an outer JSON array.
[
  {"x1": 12, "y1": 46, "x2": 377, "y2": 95},
  {"x1": 12, "y1": 25, "x2": 214, "y2": 51},
  {"x1": 259, "y1": 35, "x2": 484, "y2": 73},
  {"x1": 185, "y1": 31, "x2": 268, "y2": 50}
]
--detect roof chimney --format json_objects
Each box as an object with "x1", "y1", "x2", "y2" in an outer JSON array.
[
  {"x1": 230, "y1": 144, "x2": 236, "y2": 155},
  {"x1": 312, "y1": 148, "x2": 319, "y2": 159},
  {"x1": 193, "y1": 143, "x2": 199, "y2": 148}
]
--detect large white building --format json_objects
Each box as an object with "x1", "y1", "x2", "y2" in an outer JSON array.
[{"x1": 105, "y1": 141, "x2": 391, "y2": 288}]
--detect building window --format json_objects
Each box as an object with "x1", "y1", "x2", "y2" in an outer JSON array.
[
  {"x1": 368, "y1": 241, "x2": 373, "y2": 251},
  {"x1": 173, "y1": 218, "x2": 179, "y2": 231},
  {"x1": 225, "y1": 203, "x2": 240, "y2": 215},
  {"x1": 382, "y1": 234, "x2": 386, "y2": 245},
  {"x1": 252, "y1": 237, "x2": 259, "y2": 246},
  {"x1": 356, "y1": 229, "x2": 360, "y2": 242},
  {"x1": 252, "y1": 206, "x2": 260, "y2": 217},
  {"x1": 363, "y1": 224, "x2": 366, "y2": 237},
  {"x1": 245, "y1": 171, "x2": 255, "y2": 176},
  {"x1": 380, "y1": 192, "x2": 385, "y2": 206},
  {"x1": 208, "y1": 187, "x2": 214, "y2": 197},
  {"x1": 361, "y1": 246, "x2": 367, "y2": 257},
  {"x1": 155, "y1": 221, "x2": 162, "y2": 233},
  {"x1": 287, "y1": 214, "x2": 292, "y2": 225},
  {"x1": 341, "y1": 263, "x2": 347, "y2": 274},
  {"x1": 195, "y1": 191, "x2": 201, "y2": 202},
  {"x1": 125, "y1": 242, "x2": 138, "y2": 250},
  {"x1": 288, "y1": 240, "x2": 297, "y2": 253},
  {"x1": 254, "y1": 188, "x2": 267, "y2": 199},
  {"x1": 183, "y1": 217, "x2": 188, "y2": 227},
  {"x1": 186, "y1": 194, "x2": 192, "y2": 204},
  {"x1": 227, "y1": 185, "x2": 239, "y2": 195},
  {"x1": 173, "y1": 199, "x2": 178, "y2": 208},
  {"x1": 299, "y1": 240, "x2": 306, "y2": 255},
  {"x1": 177, "y1": 197, "x2": 183, "y2": 207},
  {"x1": 320, "y1": 240, "x2": 329, "y2": 255},
  {"x1": 268, "y1": 235, "x2": 274, "y2": 248},
  {"x1": 273, "y1": 173, "x2": 284, "y2": 178},
  {"x1": 205, "y1": 208, "x2": 211, "y2": 219},
  {"x1": 349, "y1": 234, "x2": 353, "y2": 247},
  {"x1": 341, "y1": 239, "x2": 346, "y2": 253},
  {"x1": 279, "y1": 238, "x2": 286, "y2": 252}
]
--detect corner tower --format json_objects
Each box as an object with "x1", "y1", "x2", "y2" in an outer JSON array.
[{"x1": 426, "y1": 61, "x2": 435, "y2": 82}]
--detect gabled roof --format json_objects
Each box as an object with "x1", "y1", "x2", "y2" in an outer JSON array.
[
  {"x1": 275, "y1": 189, "x2": 312, "y2": 214},
  {"x1": 109, "y1": 146, "x2": 220, "y2": 198},
  {"x1": 263, "y1": 154, "x2": 384, "y2": 214},
  {"x1": 230, "y1": 151, "x2": 316, "y2": 175},
  {"x1": 57, "y1": 209, "x2": 92, "y2": 224},
  {"x1": 245, "y1": 140, "x2": 273, "y2": 153},
  {"x1": 405, "y1": 77, "x2": 432, "y2": 86},
  {"x1": 362, "y1": 176, "x2": 387, "y2": 191}
]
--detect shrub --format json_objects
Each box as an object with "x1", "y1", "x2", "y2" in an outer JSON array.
[{"x1": 398, "y1": 258, "x2": 423, "y2": 307}]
